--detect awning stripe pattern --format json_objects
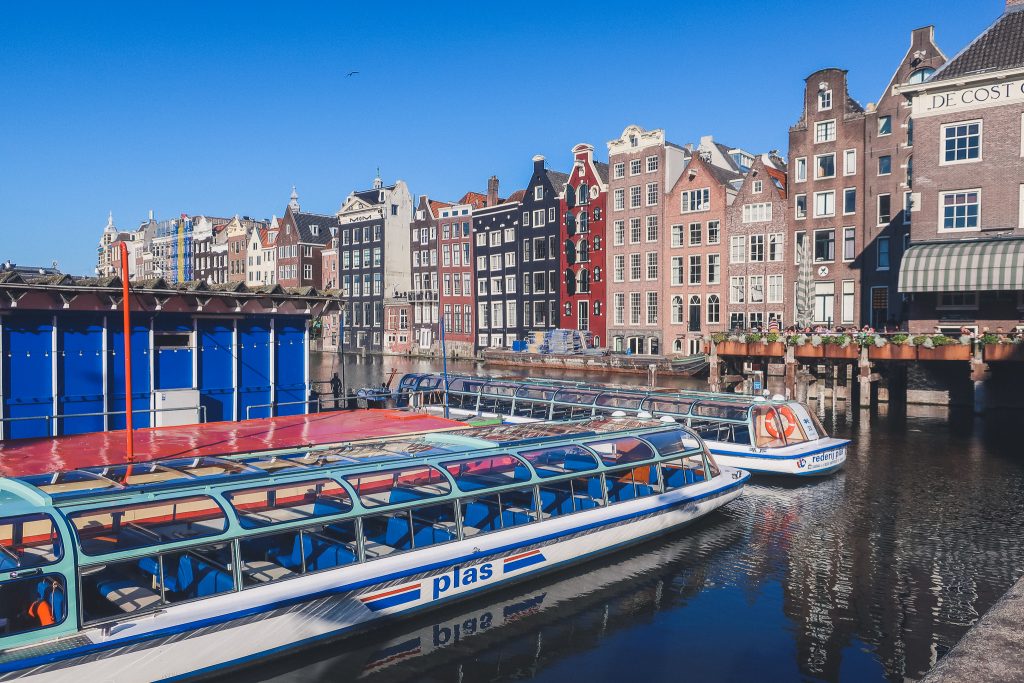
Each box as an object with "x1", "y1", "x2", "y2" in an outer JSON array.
[{"x1": 898, "y1": 238, "x2": 1024, "y2": 293}]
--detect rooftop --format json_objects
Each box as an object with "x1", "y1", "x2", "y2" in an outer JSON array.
[{"x1": 931, "y1": 5, "x2": 1024, "y2": 80}]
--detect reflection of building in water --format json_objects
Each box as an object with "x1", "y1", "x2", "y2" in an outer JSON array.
[{"x1": 232, "y1": 516, "x2": 746, "y2": 683}]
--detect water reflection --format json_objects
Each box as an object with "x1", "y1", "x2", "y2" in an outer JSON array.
[{"x1": 250, "y1": 353, "x2": 1024, "y2": 682}]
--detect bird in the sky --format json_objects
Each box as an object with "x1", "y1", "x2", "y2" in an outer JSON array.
[{"x1": 346, "y1": 71, "x2": 359, "y2": 77}]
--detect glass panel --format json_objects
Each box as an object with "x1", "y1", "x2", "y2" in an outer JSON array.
[
  {"x1": 81, "y1": 557, "x2": 162, "y2": 621},
  {"x1": 460, "y1": 488, "x2": 537, "y2": 537},
  {"x1": 661, "y1": 455, "x2": 709, "y2": 489},
  {"x1": 362, "y1": 511, "x2": 413, "y2": 558},
  {"x1": 642, "y1": 397, "x2": 696, "y2": 416},
  {"x1": 410, "y1": 502, "x2": 458, "y2": 548},
  {"x1": 70, "y1": 496, "x2": 228, "y2": 556},
  {"x1": 690, "y1": 419, "x2": 751, "y2": 445},
  {"x1": 691, "y1": 401, "x2": 751, "y2": 421},
  {"x1": 443, "y1": 455, "x2": 532, "y2": 492},
  {"x1": 594, "y1": 393, "x2": 644, "y2": 410},
  {"x1": 225, "y1": 479, "x2": 353, "y2": 529},
  {"x1": 17, "y1": 470, "x2": 119, "y2": 497},
  {"x1": 160, "y1": 543, "x2": 235, "y2": 603},
  {"x1": 518, "y1": 445, "x2": 599, "y2": 478},
  {"x1": 752, "y1": 406, "x2": 787, "y2": 448},
  {"x1": 239, "y1": 530, "x2": 303, "y2": 586},
  {"x1": 0, "y1": 575, "x2": 67, "y2": 635},
  {"x1": 641, "y1": 429, "x2": 700, "y2": 458},
  {"x1": 538, "y1": 475, "x2": 605, "y2": 518},
  {"x1": 0, "y1": 513, "x2": 62, "y2": 570},
  {"x1": 83, "y1": 462, "x2": 191, "y2": 487},
  {"x1": 345, "y1": 466, "x2": 451, "y2": 508},
  {"x1": 587, "y1": 437, "x2": 657, "y2": 466},
  {"x1": 605, "y1": 465, "x2": 660, "y2": 503}
]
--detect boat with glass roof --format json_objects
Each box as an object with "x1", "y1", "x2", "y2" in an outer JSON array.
[
  {"x1": 396, "y1": 373, "x2": 849, "y2": 476},
  {"x1": 0, "y1": 416, "x2": 747, "y2": 681}
]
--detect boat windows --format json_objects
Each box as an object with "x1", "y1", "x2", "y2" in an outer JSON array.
[
  {"x1": 82, "y1": 462, "x2": 193, "y2": 488},
  {"x1": 442, "y1": 454, "x2": 532, "y2": 492},
  {"x1": 160, "y1": 543, "x2": 235, "y2": 604},
  {"x1": 345, "y1": 465, "x2": 451, "y2": 508},
  {"x1": 538, "y1": 475, "x2": 604, "y2": 518},
  {"x1": 0, "y1": 575, "x2": 67, "y2": 636},
  {"x1": 586, "y1": 437, "x2": 656, "y2": 467},
  {"x1": 0, "y1": 513, "x2": 62, "y2": 570},
  {"x1": 661, "y1": 455, "x2": 709, "y2": 489},
  {"x1": 605, "y1": 464, "x2": 661, "y2": 503},
  {"x1": 17, "y1": 470, "x2": 120, "y2": 497},
  {"x1": 594, "y1": 393, "x2": 644, "y2": 411},
  {"x1": 159, "y1": 456, "x2": 260, "y2": 479},
  {"x1": 752, "y1": 406, "x2": 788, "y2": 448},
  {"x1": 363, "y1": 502, "x2": 457, "y2": 558},
  {"x1": 225, "y1": 479, "x2": 353, "y2": 529},
  {"x1": 241, "y1": 521, "x2": 358, "y2": 583},
  {"x1": 691, "y1": 401, "x2": 750, "y2": 422},
  {"x1": 643, "y1": 397, "x2": 696, "y2": 417},
  {"x1": 70, "y1": 495, "x2": 228, "y2": 556},
  {"x1": 460, "y1": 488, "x2": 537, "y2": 537},
  {"x1": 641, "y1": 429, "x2": 699, "y2": 458},
  {"x1": 690, "y1": 419, "x2": 751, "y2": 445},
  {"x1": 518, "y1": 445, "x2": 598, "y2": 478}
]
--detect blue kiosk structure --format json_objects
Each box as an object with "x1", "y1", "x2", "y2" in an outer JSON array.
[{"x1": 0, "y1": 272, "x2": 342, "y2": 441}]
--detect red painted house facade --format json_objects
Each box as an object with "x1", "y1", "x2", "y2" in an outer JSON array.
[{"x1": 559, "y1": 143, "x2": 609, "y2": 346}]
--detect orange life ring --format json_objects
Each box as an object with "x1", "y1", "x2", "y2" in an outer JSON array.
[{"x1": 764, "y1": 408, "x2": 796, "y2": 439}]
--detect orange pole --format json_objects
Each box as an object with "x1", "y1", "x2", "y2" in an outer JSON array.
[{"x1": 119, "y1": 242, "x2": 135, "y2": 467}]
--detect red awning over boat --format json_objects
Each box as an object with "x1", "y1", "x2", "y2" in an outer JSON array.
[{"x1": 0, "y1": 410, "x2": 466, "y2": 478}]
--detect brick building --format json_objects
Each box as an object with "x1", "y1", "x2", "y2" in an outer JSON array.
[
  {"x1": 276, "y1": 189, "x2": 335, "y2": 289},
  {"x1": 606, "y1": 125, "x2": 687, "y2": 354},
  {"x1": 559, "y1": 144, "x2": 609, "y2": 346},
  {"x1": 897, "y1": 0, "x2": 1024, "y2": 333},
  {"x1": 521, "y1": 155, "x2": 569, "y2": 336},
  {"x1": 862, "y1": 27, "x2": 946, "y2": 328},
  {"x1": 409, "y1": 195, "x2": 449, "y2": 353},
  {"x1": 663, "y1": 137, "x2": 745, "y2": 354},
  {"x1": 725, "y1": 153, "x2": 790, "y2": 332},
  {"x1": 438, "y1": 188, "x2": 488, "y2": 357},
  {"x1": 789, "y1": 69, "x2": 868, "y2": 328}
]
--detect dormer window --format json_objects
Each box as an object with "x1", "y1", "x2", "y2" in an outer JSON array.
[
  {"x1": 818, "y1": 88, "x2": 832, "y2": 111},
  {"x1": 629, "y1": 135, "x2": 638, "y2": 147},
  {"x1": 378, "y1": 192, "x2": 385, "y2": 202},
  {"x1": 310, "y1": 225, "x2": 319, "y2": 236}
]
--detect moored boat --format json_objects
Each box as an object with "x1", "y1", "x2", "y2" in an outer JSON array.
[
  {"x1": 0, "y1": 417, "x2": 746, "y2": 681},
  {"x1": 397, "y1": 373, "x2": 850, "y2": 476}
]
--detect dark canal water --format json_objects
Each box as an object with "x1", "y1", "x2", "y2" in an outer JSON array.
[{"x1": 233, "y1": 354, "x2": 1024, "y2": 682}]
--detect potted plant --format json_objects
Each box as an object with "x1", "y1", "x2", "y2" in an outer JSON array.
[
  {"x1": 869, "y1": 333, "x2": 916, "y2": 360},
  {"x1": 794, "y1": 333, "x2": 825, "y2": 359},
  {"x1": 983, "y1": 335, "x2": 1024, "y2": 362},
  {"x1": 762, "y1": 331, "x2": 785, "y2": 356},
  {"x1": 917, "y1": 334, "x2": 972, "y2": 361},
  {"x1": 714, "y1": 331, "x2": 748, "y2": 356},
  {"x1": 825, "y1": 333, "x2": 858, "y2": 359}
]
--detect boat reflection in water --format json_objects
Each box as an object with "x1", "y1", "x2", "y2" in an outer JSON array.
[{"x1": 226, "y1": 514, "x2": 748, "y2": 683}]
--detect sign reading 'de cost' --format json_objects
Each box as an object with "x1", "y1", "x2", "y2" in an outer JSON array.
[{"x1": 912, "y1": 78, "x2": 1024, "y2": 118}]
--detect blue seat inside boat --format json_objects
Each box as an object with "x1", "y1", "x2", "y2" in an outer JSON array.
[
  {"x1": 664, "y1": 467, "x2": 687, "y2": 488},
  {"x1": 388, "y1": 488, "x2": 428, "y2": 505},
  {"x1": 142, "y1": 554, "x2": 232, "y2": 598},
  {"x1": 412, "y1": 524, "x2": 455, "y2": 547},
  {"x1": 273, "y1": 533, "x2": 355, "y2": 571},
  {"x1": 463, "y1": 501, "x2": 501, "y2": 532},
  {"x1": 564, "y1": 454, "x2": 596, "y2": 472}
]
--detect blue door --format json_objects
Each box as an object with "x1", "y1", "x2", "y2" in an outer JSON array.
[
  {"x1": 3, "y1": 315, "x2": 54, "y2": 439},
  {"x1": 108, "y1": 317, "x2": 152, "y2": 431},
  {"x1": 59, "y1": 315, "x2": 105, "y2": 435},
  {"x1": 238, "y1": 320, "x2": 272, "y2": 419},
  {"x1": 274, "y1": 319, "x2": 306, "y2": 416},
  {"x1": 198, "y1": 320, "x2": 234, "y2": 423}
]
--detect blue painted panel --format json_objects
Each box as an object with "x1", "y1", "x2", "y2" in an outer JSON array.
[
  {"x1": 238, "y1": 320, "x2": 272, "y2": 420},
  {"x1": 59, "y1": 315, "x2": 105, "y2": 436},
  {"x1": 3, "y1": 315, "x2": 54, "y2": 439},
  {"x1": 274, "y1": 319, "x2": 306, "y2": 416},
  {"x1": 108, "y1": 318, "x2": 152, "y2": 431},
  {"x1": 154, "y1": 317, "x2": 193, "y2": 391},
  {"x1": 198, "y1": 320, "x2": 234, "y2": 423}
]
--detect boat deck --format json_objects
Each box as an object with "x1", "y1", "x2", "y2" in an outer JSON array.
[{"x1": 0, "y1": 409, "x2": 466, "y2": 478}]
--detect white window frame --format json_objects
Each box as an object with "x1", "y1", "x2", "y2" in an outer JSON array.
[
  {"x1": 814, "y1": 153, "x2": 836, "y2": 179},
  {"x1": 843, "y1": 149, "x2": 857, "y2": 176},
  {"x1": 814, "y1": 119, "x2": 837, "y2": 144},
  {"x1": 938, "y1": 189, "x2": 981, "y2": 233},
  {"x1": 940, "y1": 119, "x2": 983, "y2": 166},
  {"x1": 794, "y1": 157, "x2": 807, "y2": 183},
  {"x1": 814, "y1": 191, "x2": 835, "y2": 218},
  {"x1": 843, "y1": 187, "x2": 857, "y2": 216}
]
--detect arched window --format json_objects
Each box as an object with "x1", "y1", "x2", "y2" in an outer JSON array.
[
  {"x1": 672, "y1": 296, "x2": 684, "y2": 324},
  {"x1": 906, "y1": 155, "x2": 913, "y2": 189},
  {"x1": 593, "y1": 266, "x2": 602, "y2": 282},
  {"x1": 579, "y1": 239, "x2": 590, "y2": 263},
  {"x1": 613, "y1": 336, "x2": 623, "y2": 352},
  {"x1": 593, "y1": 300, "x2": 601, "y2": 316},
  {"x1": 579, "y1": 210, "x2": 589, "y2": 234},
  {"x1": 688, "y1": 296, "x2": 701, "y2": 332},
  {"x1": 673, "y1": 339, "x2": 683, "y2": 352},
  {"x1": 648, "y1": 337, "x2": 660, "y2": 355},
  {"x1": 907, "y1": 67, "x2": 934, "y2": 84},
  {"x1": 593, "y1": 236, "x2": 601, "y2": 250},
  {"x1": 578, "y1": 184, "x2": 589, "y2": 205},
  {"x1": 707, "y1": 294, "x2": 720, "y2": 324},
  {"x1": 578, "y1": 268, "x2": 591, "y2": 293}
]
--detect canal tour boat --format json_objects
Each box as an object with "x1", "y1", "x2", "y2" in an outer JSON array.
[
  {"x1": 396, "y1": 374, "x2": 850, "y2": 476},
  {"x1": 0, "y1": 417, "x2": 747, "y2": 681}
]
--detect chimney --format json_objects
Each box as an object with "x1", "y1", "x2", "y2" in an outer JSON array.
[
  {"x1": 532, "y1": 154, "x2": 545, "y2": 173},
  {"x1": 486, "y1": 175, "x2": 499, "y2": 207}
]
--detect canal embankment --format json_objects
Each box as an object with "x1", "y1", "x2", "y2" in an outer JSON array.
[{"x1": 922, "y1": 574, "x2": 1024, "y2": 683}]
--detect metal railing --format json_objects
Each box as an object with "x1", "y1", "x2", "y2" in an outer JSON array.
[
  {"x1": 0, "y1": 405, "x2": 207, "y2": 440},
  {"x1": 243, "y1": 397, "x2": 319, "y2": 419}
]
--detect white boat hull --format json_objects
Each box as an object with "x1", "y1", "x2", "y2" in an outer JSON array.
[{"x1": 1, "y1": 471, "x2": 748, "y2": 682}]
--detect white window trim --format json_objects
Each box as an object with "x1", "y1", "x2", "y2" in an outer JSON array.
[
  {"x1": 814, "y1": 152, "x2": 836, "y2": 180},
  {"x1": 877, "y1": 115, "x2": 892, "y2": 137},
  {"x1": 843, "y1": 149, "x2": 857, "y2": 176},
  {"x1": 877, "y1": 155, "x2": 892, "y2": 177},
  {"x1": 813, "y1": 190, "x2": 836, "y2": 218},
  {"x1": 795, "y1": 193, "x2": 807, "y2": 221},
  {"x1": 842, "y1": 226, "x2": 856, "y2": 263},
  {"x1": 794, "y1": 157, "x2": 807, "y2": 183},
  {"x1": 843, "y1": 188, "x2": 856, "y2": 216},
  {"x1": 812, "y1": 228, "x2": 836, "y2": 264},
  {"x1": 877, "y1": 193, "x2": 892, "y2": 227},
  {"x1": 814, "y1": 118, "x2": 837, "y2": 144},
  {"x1": 939, "y1": 119, "x2": 983, "y2": 167},
  {"x1": 938, "y1": 188, "x2": 982, "y2": 234}
]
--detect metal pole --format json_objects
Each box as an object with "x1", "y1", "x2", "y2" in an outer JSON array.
[
  {"x1": 119, "y1": 242, "x2": 135, "y2": 468},
  {"x1": 440, "y1": 316, "x2": 450, "y2": 419},
  {"x1": 339, "y1": 304, "x2": 346, "y2": 406}
]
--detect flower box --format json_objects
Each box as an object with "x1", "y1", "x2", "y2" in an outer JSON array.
[
  {"x1": 983, "y1": 344, "x2": 1024, "y2": 362},
  {"x1": 868, "y1": 345, "x2": 917, "y2": 361},
  {"x1": 793, "y1": 345, "x2": 826, "y2": 359},
  {"x1": 747, "y1": 342, "x2": 786, "y2": 357},
  {"x1": 715, "y1": 341, "x2": 749, "y2": 355},
  {"x1": 917, "y1": 345, "x2": 972, "y2": 361},
  {"x1": 824, "y1": 345, "x2": 859, "y2": 360}
]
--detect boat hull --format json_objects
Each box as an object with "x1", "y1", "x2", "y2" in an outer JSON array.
[
  {"x1": 0, "y1": 471, "x2": 748, "y2": 682},
  {"x1": 709, "y1": 439, "x2": 849, "y2": 476}
]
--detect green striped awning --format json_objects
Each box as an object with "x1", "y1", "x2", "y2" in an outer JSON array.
[{"x1": 898, "y1": 238, "x2": 1024, "y2": 293}]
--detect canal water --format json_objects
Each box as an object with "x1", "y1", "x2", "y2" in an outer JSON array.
[{"x1": 236, "y1": 354, "x2": 1024, "y2": 682}]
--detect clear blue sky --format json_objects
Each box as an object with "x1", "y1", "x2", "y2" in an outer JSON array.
[{"x1": 0, "y1": 0, "x2": 1000, "y2": 274}]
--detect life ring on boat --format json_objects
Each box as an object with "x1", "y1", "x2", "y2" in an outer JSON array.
[{"x1": 764, "y1": 408, "x2": 797, "y2": 439}]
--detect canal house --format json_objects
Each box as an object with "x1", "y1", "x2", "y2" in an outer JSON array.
[{"x1": 0, "y1": 273, "x2": 341, "y2": 440}]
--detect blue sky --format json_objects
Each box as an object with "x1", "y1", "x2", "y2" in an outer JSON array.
[{"x1": 0, "y1": 1, "x2": 1000, "y2": 274}]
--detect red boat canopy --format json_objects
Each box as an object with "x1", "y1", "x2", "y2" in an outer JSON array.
[{"x1": 0, "y1": 410, "x2": 466, "y2": 479}]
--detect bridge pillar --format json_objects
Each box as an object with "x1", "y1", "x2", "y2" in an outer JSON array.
[
  {"x1": 858, "y1": 346, "x2": 873, "y2": 408},
  {"x1": 708, "y1": 342, "x2": 721, "y2": 392},
  {"x1": 970, "y1": 345, "x2": 990, "y2": 415}
]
